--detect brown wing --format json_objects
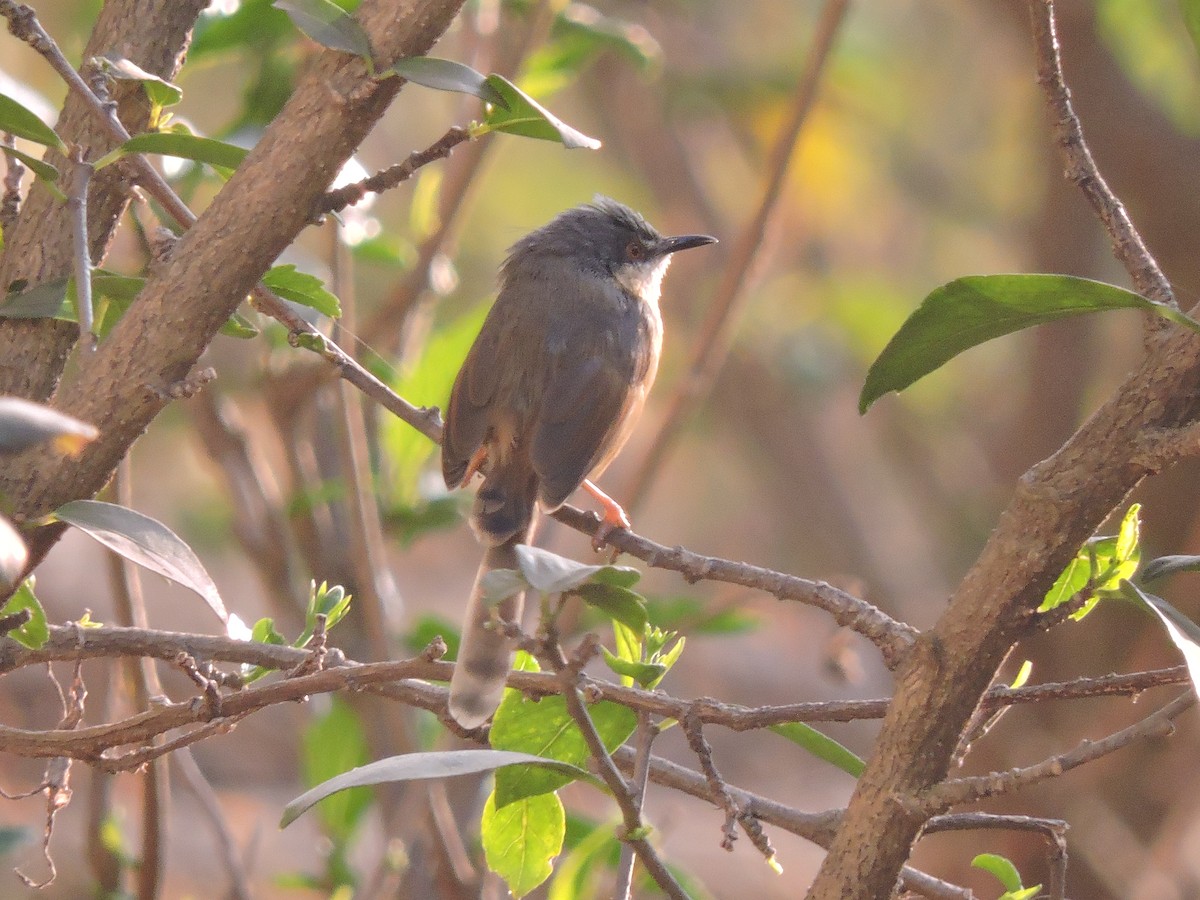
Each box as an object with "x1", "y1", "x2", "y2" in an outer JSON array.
[
  {"x1": 441, "y1": 304, "x2": 505, "y2": 488},
  {"x1": 531, "y1": 296, "x2": 654, "y2": 510}
]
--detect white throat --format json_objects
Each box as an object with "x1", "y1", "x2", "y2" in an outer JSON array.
[{"x1": 614, "y1": 257, "x2": 671, "y2": 307}]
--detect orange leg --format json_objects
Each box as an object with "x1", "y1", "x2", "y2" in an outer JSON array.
[
  {"x1": 582, "y1": 479, "x2": 631, "y2": 550},
  {"x1": 461, "y1": 445, "x2": 489, "y2": 485}
]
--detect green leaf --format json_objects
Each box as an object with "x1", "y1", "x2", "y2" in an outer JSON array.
[
  {"x1": 243, "y1": 616, "x2": 287, "y2": 683},
  {"x1": 600, "y1": 647, "x2": 665, "y2": 688},
  {"x1": 0, "y1": 396, "x2": 98, "y2": 456},
  {"x1": 0, "y1": 579, "x2": 48, "y2": 649},
  {"x1": 522, "y1": 7, "x2": 660, "y2": 98},
  {"x1": 281, "y1": 750, "x2": 591, "y2": 828},
  {"x1": 971, "y1": 853, "x2": 1032, "y2": 895},
  {"x1": 476, "y1": 75, "x2": 602, "y2": 149},
  {"x1": 97, "y1": 56, "x2": 183, "y2": 111},
  {"x1": 389, "y1": 57, "x2": 505, "y2": 105},
  {"x1": 191, "y1": 0, "x2": 292, "y2": 60},
  {"x1": 1040, "y1": 505, "x2": 1141, "y2": 619},
  {"x1": 273, "y1": 0, "x2": 372, "y2": 58},
  {"x1": 262, "y1": 264, "x2": 341, "y2": 318},
  {"x1": 94, "y1": 131, "x2": 249, "y2": 172},
  {"x1": 574, "y1": 582, "x2": 648, "y2": 634},
  {"x1": 514, "y1": 545, "x2": 639, "y2": 595},
  {"x1": 482, "y1": 790, "x2": 565, "y2": 899},
  {"x1": 0, "y1": 277, "x2": 69, "y2": 319},
  {"x1": 859, "y1": 275, "x2": 1200, "y2": 412},
  {"x1": 381, "y1": 304, "x2": 488, "y2": 504},
  {"x1": 1122, "y1": 580, "x2": 1200, "y2": 697},
  {"x1": 1141, "y1": 554, "x2": 1200, "y2": 582},
  {"x1": 769, "y1": 722, "x2": 865, "y2": 778},
  {"x1": 0, "y1": 145, "x2": 61, "y2": 189},
  {"x1": 296, "y1": 581, "x2": 352, "y2": 646},
  {"x1": 0, "y1": 93, "x2": 64, "y2": 150},
  {"x1": 1010, "y1": 659, "x2": 1033, "y2": 690},
  {"x1": 54, "y1": 500, "x2": 228, "y2": 623},
  {"x1": 302, "y1": 698, "x2": 372, "y2": 842},
  {"x1": 220, "y1": 310, "x2": 260, "y2": 339},
  {"x1": 491, "y1": 690, "x2": 635, "y2": 807},
  {"x1": 548, "y1": 815, "x2": 618, "y2": 900}
]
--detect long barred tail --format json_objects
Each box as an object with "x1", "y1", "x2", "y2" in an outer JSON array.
[{"x1": 448, "y1": 534, "x2": 526, "y2": 729}]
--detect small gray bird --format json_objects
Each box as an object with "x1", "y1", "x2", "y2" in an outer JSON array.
[{"x1": 441, "y1": 197, "x2": 716, "y2": 728}]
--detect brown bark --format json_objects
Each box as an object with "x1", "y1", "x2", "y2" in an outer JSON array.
[
  {"x1": 0, "y1": 0, "x2": 209, "y2": 400},
  {"x1": 807, "y1": 287, "x2": 1200, "y2": 897},
  {"x1": 3, "y1": 0, "x2": 467, "y2": 565}
]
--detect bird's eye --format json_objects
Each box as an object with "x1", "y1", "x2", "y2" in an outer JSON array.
[{"x1": 627, "y1": 241, "x2": 644, "y2": 260}]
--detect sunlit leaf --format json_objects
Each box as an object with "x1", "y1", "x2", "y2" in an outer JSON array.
[
  {"x1": 1122, "y1": 580, "x2": 1200, "y2": 697},
  {"x1": 0, "y1": 93, "x2": 64, "y2": 150},
  {"x1": 0, "y1": 579, "x2": 48, "y2": 650},
  {"x1": 491, "y1": 654, "x2": 634, "y2": 807},
  {"x1": 475, "y1": 75, "x2": 601, "y2": 149},
  {"x1": 972, "y1": 852, "x2": 1040, "y2": 899},
  {"x1": 281, "y1": 750, "x2": 591, "y2": 827},
  {"x1": 273, "y1": 0, "x2": 371, "y2": 58},
  {"x1": 860, "y1": 275, "x2": 1200, "y2": 412},
  {"x1": 482, "y1": 790, "x2": 565, "y2": 899},
  {"x1": 600, "y1": 647, "x2": 665, "y2": 688},
  {"x1": 54, "y1": 500, "x2": 227, "y2": 623}
]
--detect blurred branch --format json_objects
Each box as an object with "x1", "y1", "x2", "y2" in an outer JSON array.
[
  {"x1": 107, "y1": 462, "x2": 167, "y2": 900},
  {"x1": 623, "y1": 0, "x2": 852, "y2": 512},
  {"x1": 1027, "y1": 0, "x2": 1174, "y2": 309},
  {"x1": 172, "y1": 749, "x2": 252, "y2": 900}
]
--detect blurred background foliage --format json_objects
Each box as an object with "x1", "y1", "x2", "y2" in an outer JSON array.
[{"x1": 4, "y1": 0, "x2": 1200, "y2": 897}]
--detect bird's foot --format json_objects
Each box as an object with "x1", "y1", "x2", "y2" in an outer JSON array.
[{"x1": 582, "y1": 479, "x2": 631, "y2": 552}]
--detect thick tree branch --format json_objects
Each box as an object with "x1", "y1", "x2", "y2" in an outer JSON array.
[
  {"x1": 2, "y1": 0, "x2": 467, "y2": 563},
  {"x1": 806, "y1": 2, "x2": 1200, "y2": 895}
]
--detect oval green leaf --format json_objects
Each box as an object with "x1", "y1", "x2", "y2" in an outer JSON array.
[
  {"x1": 280, "y1": 750, "x2": 592, "y2": 828},
  {"x1": 1140, "y1": 554, "x2": 1200, "y2": 582},
  {"x1": 514, "y1": 544, "x2": 637, "y2": 595},
  {"x1": 769, "y1": 722, "x2": 865, "y2": 778},
  {"x1": 860, "y1": 274, "x2": 1200, "y2": 412},
  {"x1": 0, "y1": 145, "x2": 61, "y2": 190},
  {"x1": 482, "y1": 790, "x2": 565, "y2": 899},
  {"x1": 0, "y1": 579, "x2": 48, "y2": 649},
  {"x1": 97, "y1": 56, "x2": 183, "y2": 109},
  {"x1": 54, "y1": 500, "x2": 227, "y2": 623},
  {"x1": 0, "y1": 277, "x2": 69, "y2": 320},
  {"x1": 0, "y1": 93, "x2": 64, "y2": 151},
  {"x1": 272, "y1": 0, "x2": 371, "y2": 58},
  {"x1": 389, "y1": 57, "x2": 505, "y2": 105},
  {"x1": 95, "y1": 132, "x2": 249, "y2": 172},
  {"x1": 478, "y1": 75, "x2": 601, "y2": 149},
  {"x1": 262, "y1": 264, "x2": 341, "y2": 318}
]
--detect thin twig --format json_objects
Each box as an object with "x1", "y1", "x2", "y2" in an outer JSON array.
[
  {"x1": 923, "y1": 813, "x2": 1069, "y2": 900},
  {"x1": 615, "y1": 711, "x2": 658, "y2": 900},
  {"x1": 624, "y1": 0, "x2": 852, "y2": 510},
  {"x1": 1027, "y1": 0, "x2": 1174, "y2": 308},
  {"x1": 550, "y1": 634, "x2": 689, "y2": 900},
  {"x1": 317, "y1": 126, "x2": 471, "y2": 215},
  {"x1": 65, "y1": 148, "x2": 95, "y2": 348},
  {"x1": 172, "y1": 748, "x2": 253, "y2": 900},
  {"x1": 922, "y1": 689, "x2": 1195, "y2": 813}
]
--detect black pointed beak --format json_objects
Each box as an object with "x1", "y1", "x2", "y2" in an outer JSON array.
[{"x1": 658, "y1": 233, "x2": 718, "y2": 256}]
